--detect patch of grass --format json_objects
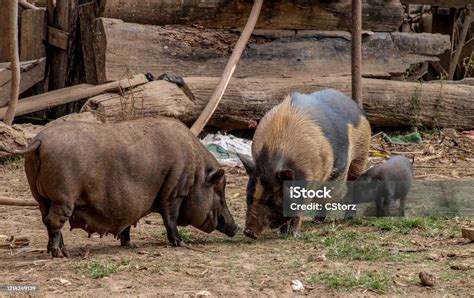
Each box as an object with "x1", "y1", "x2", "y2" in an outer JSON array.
[
  {"x1": 76, "y1": 261, "x2": 118, "y2": 279},
  {"x1": 306, "y1": 271, "x2": 391, "y2": 292},
  {"x1": 321, "y1": 230, "x2": 401, "y2": 261},
  {"x1": 348, "y1": 217, "x2": 457, "y2": 236}
]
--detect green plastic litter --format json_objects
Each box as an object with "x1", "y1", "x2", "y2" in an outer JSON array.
[
  {"x1": 383, "y1": 132, "x2": 422, "y2": 144},
  {"x1": 206, "y1": 144, "x2": 238, "y2": 159}
]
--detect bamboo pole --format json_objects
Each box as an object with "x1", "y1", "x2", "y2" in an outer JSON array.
[{"x1": 190, "y1": 0, "x2": 263, "y2": 136}]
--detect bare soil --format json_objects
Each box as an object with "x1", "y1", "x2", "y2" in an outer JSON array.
[{"x1": 0, "y1": 130, "x2": 473, "y2": 296}]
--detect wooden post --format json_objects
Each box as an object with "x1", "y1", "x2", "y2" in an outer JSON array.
[
  {"x1": 20, "y1": 9, "x2": 47, "y2": 61},
  {"x1": 3, "y1": 0, "x2": 20, "y2": 125},
  {"x1": 0, "y1": 1, "x2": 10, "y2": 62},
  {"x1": 351, "y1": 0, "x2": 362, "y2": 107},
  {"x1": 78, "y1": 2, "x2": 98, "y2": 84},
  {"x1": 448, "y1": 7, "x2": 472, "y2": 80},
  {"x1": 430, "y1": 7, "x2": 457, "y2": 80},
  {"x1": 49, "y1": 0, "x2": 78, "y2": 90}
]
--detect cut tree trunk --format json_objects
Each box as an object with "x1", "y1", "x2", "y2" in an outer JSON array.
[
  {"x1": 98, "y1": 0, "x2": 403, "y2": 31},
  {"x1": 81, "y1": 76, "x2": 474, "y2": 131},
  {"x1": 93, "y1": 18, "x2": 450, "y2": 83}
]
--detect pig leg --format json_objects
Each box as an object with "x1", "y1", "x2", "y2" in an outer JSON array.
[
  {"x1": 375, "y1": 197, "x2": 384, "y2": 217},
  {"x1": 343, "y1": 184, "x2": 356, "y2": 219},
  {"x1": 279, "y1": 217, "x2": 302, "y2": 237},
  {"x1": 279, "y1": 222, "x2": 290, "y2": 234},
  {"x1": 162, "y1": 209, "x2": 183, "y2": 247},
  {"x1": 119, "y1": 226, "x2": 132, "y2": 247},
  {"x1": 382, "y1": 197, "x2": 391, "y2": 217},
  {"x1": 44, "y1": 202, "x2": 73, "y2": 258},
  {"x1": 399, "y1": 197, "x2": 406, "y2": 217}
]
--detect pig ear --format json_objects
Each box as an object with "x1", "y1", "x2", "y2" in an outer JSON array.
[
  {"x1": 237, "y1": 153, "x2": 255, "y2": 175},
  {"x1": 277, "y1": 169, "x2": 294, "y2": 183},
  {"x1": 207, "y1": 168, "x2": 225, "y2": 185}
]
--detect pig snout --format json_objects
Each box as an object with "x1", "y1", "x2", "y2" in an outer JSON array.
[
  {"x1": 243, "y1": 228, "x2": 258, "y2": 239},
  {"x1": 216, "y1": 214, "x2": 240, "y2": 237}
]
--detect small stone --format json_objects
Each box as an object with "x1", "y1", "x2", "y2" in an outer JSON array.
[
  {"x1": 419, "y1": 271, "x2": 435, "y2": 287},
  {"x1": 426, "y1": 253, "x2": 441, "y2": 261}
]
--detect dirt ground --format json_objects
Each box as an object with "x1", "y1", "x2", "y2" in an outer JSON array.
[{"x1": 0, "y1": 130, "x2": 473, "y2": 296}]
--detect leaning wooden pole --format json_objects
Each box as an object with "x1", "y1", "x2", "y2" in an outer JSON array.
[
  {"x1": 352, "y1": 0, "x2": 363, "y2": 107},
  {"x1": 3, "y1": 0, "x2": 20, "y2": 125},
  {"x1": 190, "y1": 0, "x2": 263, "y2": 136}
]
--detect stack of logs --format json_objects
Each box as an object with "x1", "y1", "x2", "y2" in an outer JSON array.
[
  {"x1": 79, "y1": 0, "x2": 473, "y2": 131},
  {"x1": 1, "y1": 0, "x2": 474, "y2": 131}
]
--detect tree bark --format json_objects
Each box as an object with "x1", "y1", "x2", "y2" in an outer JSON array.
[
  {"x1": 81, "y1": 76, "x2": 474, "y2": 131},
  {"x1": 94, "y1": 18, "x2": 450, "y2": 83},
  {"x1": 98, "y1": 0, "x2": 403, "y2": 32}
]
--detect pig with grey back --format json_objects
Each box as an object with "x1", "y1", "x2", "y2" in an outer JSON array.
[
  {"x1": 0, "y1": 117, "x2": 239, "y2": 257},
  {"x1": 344, "y1": 155, "x2": 414, "y2": 218}
]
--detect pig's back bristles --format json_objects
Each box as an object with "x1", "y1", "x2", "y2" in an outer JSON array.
[{"x1": 252, "y1": 96, "x2": 334, "y2": 181}]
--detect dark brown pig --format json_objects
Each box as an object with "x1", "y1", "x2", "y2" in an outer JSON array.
[
  {"x1": 239, "y1": 89, "x2": 371, "y2": 239},
  {"x1": 344, "y1": 155, "x2": 414, "y2": 218},
  {"x1": 0, "y1": 117, "x2": 239, "y2": 257}
]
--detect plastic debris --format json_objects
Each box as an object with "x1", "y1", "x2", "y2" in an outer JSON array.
[
  {"x1": 201, "y1": 132, "x2": 251, "y2": 166},
  {"x1": 291, "y1": 279, "x2": 305, "y2": 292},
  {"x1": 383, "y1": 132, "x2": 422, "y2": 144}
]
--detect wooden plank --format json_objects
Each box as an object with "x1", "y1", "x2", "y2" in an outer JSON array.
[
  {"x1": 47, "y1": 26, "x2": 69, "y2": 50},
  {"x1": 0, "y1": 74, "x2": 148, "y2": 120},
  {"x1": 94, "y1": 19, "x2": 451, "y2": 82},
  {"x1": 20, "y1": 9, "x2": 47, "y2": 61},
  {"x1": 0, "y1": 1, "x2": 10, "y2": 62},
  {"x1": 0, "y1": 58, "x2": 46, "y2": 107},
  {"x1": 401, "y1": 0, "x2": 472, "y2": 8},
  {"x1": 78, "y1": 2, "x2": 98, "y2": 84},
  {"x1": 99, "y1": 0, "x2": 404, "y2": 32}
]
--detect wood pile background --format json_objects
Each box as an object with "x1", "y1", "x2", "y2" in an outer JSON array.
[{"x1": 0, "y1": 0, "x2": 472, "y2": 131}]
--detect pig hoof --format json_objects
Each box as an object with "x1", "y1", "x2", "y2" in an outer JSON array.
[
  {"x1": 61, "y1": 247, "x2": 70, "y2": 258},
  {"x1": 290, "y1": 231, "x2": 301, "y2": 238},
  {"x1": 49, "y1": 247, "x2": 65, "y2": 258},
  {"x1": 171, "y1": 239, "x2": 184, "y2": 247},
  {"x1": 313, "y1": 217, "x2": 326, "y2": 224},
  {"x1": 120, "y1": 239, "x2": 131, "y2": 247}
]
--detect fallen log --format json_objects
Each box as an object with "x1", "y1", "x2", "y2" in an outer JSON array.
[
  {"x1": 0, "y1": 74, "x2": 148, "y2": 120},
  {"x1": 94, "y1": 18, "x2": 450, "y2": 83},
  {"x1": 98, "y1": 0, "x2": 403, "y2": 32},
  {"x1": 0, "y1": 196, "x2": 38, "y2": 206},
  {"x1": 81, "y1": 76, "x2": 474, "y2": 130}
]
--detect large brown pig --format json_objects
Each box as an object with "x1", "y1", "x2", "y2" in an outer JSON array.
[
  {"x1": 0, "y1": 117, "x2": 239, "y2": 257},
  {"x1": 239, "y1": 89, "x2": 371, "y2": 239}
]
